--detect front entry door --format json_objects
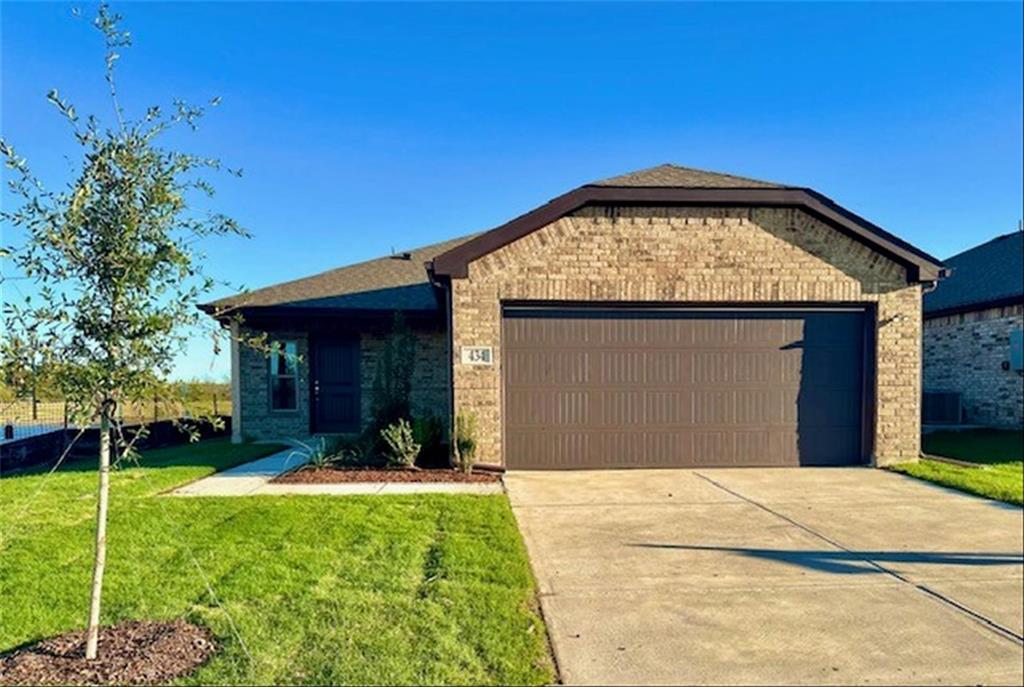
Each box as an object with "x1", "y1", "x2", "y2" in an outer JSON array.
[{"x1": 312, "y1": 337, "x2": 360, "y2": 433}]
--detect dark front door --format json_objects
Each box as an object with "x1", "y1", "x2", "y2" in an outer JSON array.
[
  {"x1": 503, "y1": 308, "x2": 867, "y2": 470},
  {"x1": 312, "y1": 337, "x2": 360, "y2": 433}
]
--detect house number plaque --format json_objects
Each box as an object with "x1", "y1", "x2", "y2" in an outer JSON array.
[{"x1": 461, "y1": 346, "x2": 493, "y2": 366}]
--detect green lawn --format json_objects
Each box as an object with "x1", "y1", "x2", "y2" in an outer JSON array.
[
  {"x1": 890, "y1": 429, "x2": 1024, "y2": 506},
  {"x1": 0, "y1": 439, "x2": 554, "y2": 685}
]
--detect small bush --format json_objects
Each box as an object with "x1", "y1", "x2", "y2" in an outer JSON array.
[
  {"x1": 289, "y1": 436, "x2": 369, "y2": 471},
  {"x1": 331, "y1": 437, "x2": 369, "y2": 467},
  {"x1": 290, "y1": 436, "x2": 342, "y2": 470},
  {"x1": 381, "y1": 418, "x2": 420, "y2": 468},
  {"x1": 453, "y1": 413, "x2": 477, "y2": 473},
  {"x1": 413, "y1": 415, "x2": 446, "y2": 466}
]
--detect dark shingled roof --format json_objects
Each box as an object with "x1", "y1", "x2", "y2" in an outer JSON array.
[
  {"x1": 924, "y1": 231, "x2": 1024, "y2": 315},
  {"x1": 204, "y1": 164, "x2": 944, "y2": 317},
  {"x1": 590, "y1": 163, "x2": 790, "y2": 189},
  {"x1": 204, "y1": 233, "x2": 478, "y2": 312}
]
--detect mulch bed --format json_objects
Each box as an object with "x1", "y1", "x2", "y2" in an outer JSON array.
[
  {"x1": 0, "y1": 620, "x2": 216, "y2": 686},
  {"x1": 273, "y1": 466, "x2": 501, "y2": 484}
]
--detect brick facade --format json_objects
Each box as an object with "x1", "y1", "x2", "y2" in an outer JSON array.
[
  {"x1": 924, "y1": 304, "x2": 1024, "y2": 428},
  {"x1": 359, "y1": 328, "x2": 450, "y2": 428},
  {"x1": 237, "y1": 329, "x2": 311, "y2": 441},
  {"x1": 450, "y1": 206, "x2": 923, "y2": 467},
  {"x1": 237, "y1": 326, "x2": 448, "y2": 442}
]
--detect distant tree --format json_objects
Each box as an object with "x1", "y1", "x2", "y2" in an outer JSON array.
[{"x1": 0, "y1": 4, "x2": 250, "y2": 659}]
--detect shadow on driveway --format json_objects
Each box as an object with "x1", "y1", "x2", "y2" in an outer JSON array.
[{"x1": 630, "y1": 544, "x2": 1024, "y2": 575}]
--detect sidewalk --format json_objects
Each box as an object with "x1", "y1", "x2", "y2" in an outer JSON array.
[{"x1": 169, "y1": 447, "x2": 504, "y2": 497}]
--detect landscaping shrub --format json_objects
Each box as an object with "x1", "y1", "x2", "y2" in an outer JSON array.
[
  {"x1": 413, "y1": 415, "x2": 447, "y2": 467},
  {"x1": 381, "y1": 418, "x2": 420, "y2": 467},
  {"x1": 291, "y1": 436, "x2": 343, "y2": 470},
  {"x1": 286, "y1": 435, "x2": 369, "y2": 471},
  {"x1": 453, "y1": 413, "x2": 477, "y2": 473}
]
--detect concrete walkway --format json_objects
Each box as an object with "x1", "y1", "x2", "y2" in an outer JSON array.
[
  {"x1": 169, "y1": 447, "x2": 503, "y2": 496},
  {"x1": 506, "y1": 467, "x2": 1024, "y2": 686}
]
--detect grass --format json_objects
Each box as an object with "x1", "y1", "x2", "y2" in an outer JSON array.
[
  {"x1": 889, "y1": 429, "x2": 1024, "y2": 506},
  {"x1": 0, "y1": 439, "x2": 554, "y2": 685}
]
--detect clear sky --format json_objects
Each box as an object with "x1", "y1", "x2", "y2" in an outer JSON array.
[{"x1": 3, "y1": 1, "x2": 1022, "y2": 381}]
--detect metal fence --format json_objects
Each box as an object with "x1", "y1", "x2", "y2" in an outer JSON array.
[{"x1": 1, "y1": 395, "x2": 232, "y2": 444}]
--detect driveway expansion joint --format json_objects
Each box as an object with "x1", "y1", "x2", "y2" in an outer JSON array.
[{"x1": 693, "y1": 471, "x2": 1024, "y2": 646}]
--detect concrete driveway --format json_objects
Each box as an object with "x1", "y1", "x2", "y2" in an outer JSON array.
[{"x1": 505, "y1": 468, "x2": 1024, "y2": 686}]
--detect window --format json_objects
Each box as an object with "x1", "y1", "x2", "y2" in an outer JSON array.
[{"x1": 269, "y1": 340, "x2": 298, "y2": 410}]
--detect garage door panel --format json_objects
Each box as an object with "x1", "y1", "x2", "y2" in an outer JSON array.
[
  {"x1": 598, "y1": 351, "x2": 646, "y2": 385},
  {"x1": 643, "y1": 432, "x2": 695, "y2": 466},
  {"x1": 694, "y1": 351, "x2": 735, "y2": 383},
  {"x1": 799, "y1": 393, "x2": 861, "y2": 429},
  {"x1": 503, "y1": 309, "x2": 866, "y2": 469},
  {"x1": 733, "y1": 351, "x2": 781, "y2": 384},
  {"x1": 797, "y1": 427, "x2": 862, "y2": 465},
  {"x1": 692, "y1": 318, "x2": 738, "y2": 346},
  {"x1": 692, "y1": 390, "x2": 736, "y2": 425},
  {"x1": 735, "y1": 389, "x2": 787, "y2": 425},
  {"x1": 645, "y1": 391, "x2": 693, "y2": 425},
  {"x1": 600, "y1": 390, "x2": 643, "y2": 426},
  {"x1": 645, "y1": 350, "x2": 693, "y2": 384},
  {"x1": 802, "y1": 349, "x2": 863, "y2": 388}
]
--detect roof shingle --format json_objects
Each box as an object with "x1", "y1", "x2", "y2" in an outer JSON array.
[
  {"x1": 205, "y1": 163, "x2": 943, "y2": 316},
  {"x1": 590, "y1": 163, "x2": 789, "y2": 189},
  {"x1": 205, "y1": 233, "x2": 478, "y2": 312},
  {"x1": 924, "y1": 231, "x2": 1024, "y2": 315}
]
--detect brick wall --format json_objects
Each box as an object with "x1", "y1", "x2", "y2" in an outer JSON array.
[
  {"x1": 924, "y1": 304, "x2": 1024, "y2": 428},
  {"x1": 237, "y1": 329, "x2": 311, "y2": 441},
  {"x1": 450, "y1": 206, "x2": 923, "y2": 467},
  {"x1": 359, "y1": 328, "x2": 450, "y2": 427},
  {"x1": 237, "y1": 325, "x2": 448, "y2": 441}
]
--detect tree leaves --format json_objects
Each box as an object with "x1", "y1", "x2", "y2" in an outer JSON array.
[{"x1": 1, "y1": 3, "x2": 248, "y2": 429}]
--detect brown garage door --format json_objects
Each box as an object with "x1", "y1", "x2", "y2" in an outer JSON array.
[{"x1": 503, "y1": 308, "x2": 867, "y2": 469}]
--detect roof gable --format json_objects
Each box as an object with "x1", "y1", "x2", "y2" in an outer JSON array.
[
  {"x1": 430, "y1": 165, "x2": 945, "y2": 282},
  {"x1": 202, "y1": 164, "x2": 948, "y2": 320},
  {"x1": 924, "y1": 231, "x2": 1024, "y2": 315}
]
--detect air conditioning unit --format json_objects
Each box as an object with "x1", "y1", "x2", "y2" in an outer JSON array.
[{"x1": 922, "y1": 391, "x2": 963, "y2": 424}]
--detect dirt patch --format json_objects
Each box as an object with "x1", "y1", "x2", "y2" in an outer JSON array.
[
  {"x1": 0, "y1": 620, "x2": 216, "y2": 686},
  {"x1": 273, "y1": 466, "x2": 501, "y2": 484}
]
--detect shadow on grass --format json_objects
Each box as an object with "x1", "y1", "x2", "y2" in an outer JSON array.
[
  {"x1": 922, "y1": 429, "x2": 1024, "y2": 466},
  {"x1": 630, "y1": 543, "x2": 1024, "y2": 575},
  {"x1": 2, "y1": 439, "x2": 284, "y2": 479}
]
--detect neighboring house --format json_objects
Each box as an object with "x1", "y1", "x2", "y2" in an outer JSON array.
[
  {"x1": 203, "y1": 164, "x2": 945, "y2": 470},
  {"x1": 923, "y1": 231, "x2": 1024, "y2": 428}
]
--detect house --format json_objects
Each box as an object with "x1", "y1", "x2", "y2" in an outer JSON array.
[
  {"x1": 923, "y1": 231, "x2": 1024, "y2": 428},
  {"x1": 203, "y1": 164, "x2": 945, "y2": 470}
]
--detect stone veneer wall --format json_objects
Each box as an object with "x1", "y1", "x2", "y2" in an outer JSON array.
[
  {"x1": 359, "y1": 328, "x2": 450, "y2": 428},
  {"x1": 237, "y1": 325, "x2": 448, "y2": 441},
  {"x1": 237, "y1": 329, "x2": 311, "y2": 441},
  {"x1": 924, "y1": 304, "x2": 1024, "y2": 428},
  {"x1": 450, "y1": 206, "x2": 923, "y2": 467}
]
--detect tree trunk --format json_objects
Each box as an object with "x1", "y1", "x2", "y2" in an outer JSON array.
[{"x1": 84, "y1": 410, "x2": 111, "y2": 660}]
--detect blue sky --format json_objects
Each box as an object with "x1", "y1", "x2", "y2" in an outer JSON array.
[{"x1": 3, "y1": 2, "x2": 1022, "y2": 380}]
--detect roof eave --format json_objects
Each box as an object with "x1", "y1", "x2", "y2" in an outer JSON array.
[
  {"x1": 197, "y1": 302, "x2": 442, "y2": 322},
  {"x1": 924, "y1": 294, "x2": 1024, "y2": 319}
]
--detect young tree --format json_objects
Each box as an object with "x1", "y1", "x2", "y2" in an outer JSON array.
[{"x1": 1, "y1": 5, "x2": 247, "y2": 659}]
